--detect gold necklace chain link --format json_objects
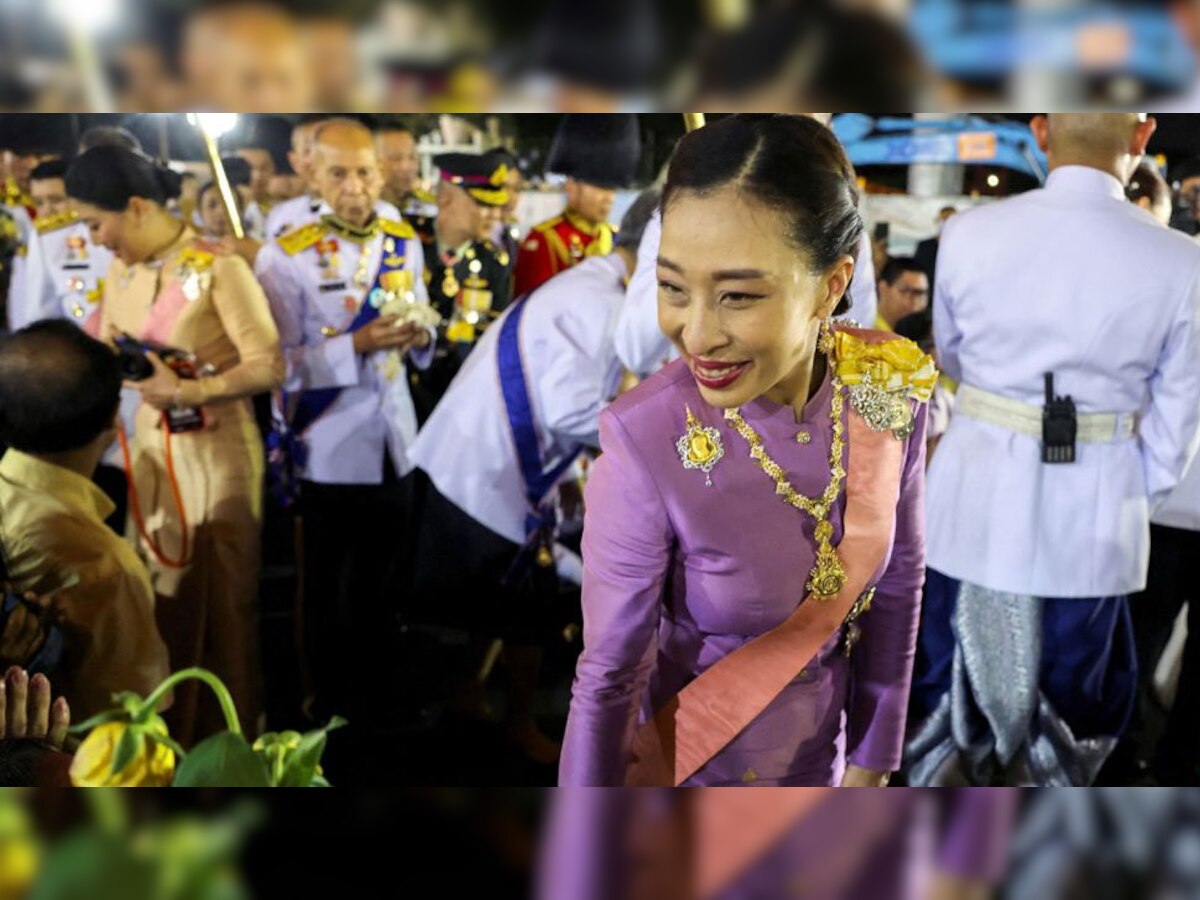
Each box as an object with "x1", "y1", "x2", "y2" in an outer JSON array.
[
  {"x1": 723, "y1": 378, "x2": 846, "y2": 518},
  {"x1": 722, "y1": 346, "x2": 850, "y2": 599}
]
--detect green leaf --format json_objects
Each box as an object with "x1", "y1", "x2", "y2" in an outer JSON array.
[
  {"x1": 28, "y1": 831, "x2": 155, "y2": 900},
  {"x1": 277, "y1": 717, "x2": 347, "y2": 788},
  {"x1": 111, "y1": 727, "x2": 144, "y2": 778},
  {"x1": 172, "y1": 733, "x2": 271, "y2": 787}
]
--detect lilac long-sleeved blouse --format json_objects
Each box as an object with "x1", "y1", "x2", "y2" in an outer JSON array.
[{"x1": 559, "y1": 356, "x2": 929, "y2": 786}]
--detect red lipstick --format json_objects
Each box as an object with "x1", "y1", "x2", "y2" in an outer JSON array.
[{"x1": 689, "y1": 355, "x2": 750, "y2": 390}]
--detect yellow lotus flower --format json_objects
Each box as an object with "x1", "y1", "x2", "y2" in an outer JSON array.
[
  {"x1": 69, "y1": 721, "x2": 176, "y2": 787},
  {"x1": 833, "y1": 332, "x2": 938, "y2": 403}
]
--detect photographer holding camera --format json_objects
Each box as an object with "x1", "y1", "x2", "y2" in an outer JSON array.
[
  {"x1": 0, "y1": 321, "x2": 169, "y2": 722},
  {"x1": 65, "y1": 147, "x2": 285, "y2": 745}
]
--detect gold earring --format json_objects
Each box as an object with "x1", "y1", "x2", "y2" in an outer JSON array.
[{"x1": 817, "y1": 319, "x2": 836, "y2": 356}]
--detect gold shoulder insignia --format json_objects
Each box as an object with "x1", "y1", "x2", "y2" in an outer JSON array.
[
  {"x1": 379, "y1": 218, "x2": 416, "y2": 240},
  {"x1": 34, "y1": 210, "x2": 78, "y2": 235},
  {"x1": 534, "y1": 216, "x2": 564, "y2": 233},
  {"x1": 412, "y1": 186, "x2": 437, "y2": 204},
  {"x1": 278, "y1": 221, "x2": 326, "y2": 256}
]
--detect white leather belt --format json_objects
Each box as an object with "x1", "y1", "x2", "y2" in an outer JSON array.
[{"x1": 957, "y1": 384, "x2": 1138, "y2": 443}]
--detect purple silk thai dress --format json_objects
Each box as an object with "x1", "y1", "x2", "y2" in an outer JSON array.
[{"x1": 559, "y1": 354, "x2": 929, "y2": 786}]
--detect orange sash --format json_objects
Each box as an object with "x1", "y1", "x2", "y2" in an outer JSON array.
[{"x1": 625, "y1": 410, "x2": 906, "y2": 787}]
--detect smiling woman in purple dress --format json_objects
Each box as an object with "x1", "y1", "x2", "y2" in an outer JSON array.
[{"x1": 559, "y1": 114, "x2": 938, "y2": 787}]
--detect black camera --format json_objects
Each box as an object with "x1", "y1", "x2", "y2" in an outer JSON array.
[{"x1": 114, "y1": 334, "x2": 195, "y2": 382}]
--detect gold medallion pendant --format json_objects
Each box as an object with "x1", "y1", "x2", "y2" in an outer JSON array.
[
  {"x1": 677, "y1": 405, "x2": 724, "y2": 486},
  {"x1": 807, "y1": 521, "x2": 848, "y2": 599}
]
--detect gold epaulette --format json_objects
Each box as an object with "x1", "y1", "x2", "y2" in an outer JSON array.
[
  {"x1": 278, "y1": 221, "x2": 326, "y2": 256},
  {"x1": 379, "y1": 218, "x2": 415, "y2": 240},
  {"x1": 34, "y1": 210, "x2": 78, "y2": 235},
  {"x1": 412, "y1": 186, "x2": 436, "y2": 204},
  {"x1": 534, "y1": 216, "x2": 564, "y2": 234}
]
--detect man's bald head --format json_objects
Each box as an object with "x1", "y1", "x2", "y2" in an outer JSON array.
[
  {"x1": 311, "y1": 119, "x2": 382, "y2": 226},
  {"x1": 312, "y1": 118, "x2": 377, "y2": 162},
  {"x1": 1032, "y1": 113, "x2": 1157, "y2": 184}
]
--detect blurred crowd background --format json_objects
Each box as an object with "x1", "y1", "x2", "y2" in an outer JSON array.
[{"x1": 4, "y1": 0, "x2": 1200, "y2": 112}]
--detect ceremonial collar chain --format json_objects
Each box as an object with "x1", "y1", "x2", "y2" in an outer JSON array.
[
  {"x1": 722, "y1": 323, "x2": 849, "y2": 600},
  {"x1": 321, "y1": 213, "x2": 380, "y2": 244}
]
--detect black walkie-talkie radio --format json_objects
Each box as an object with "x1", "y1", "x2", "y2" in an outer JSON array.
[{"x1": 1042, "y1": 372, "x2": 1077, "y2": 464}]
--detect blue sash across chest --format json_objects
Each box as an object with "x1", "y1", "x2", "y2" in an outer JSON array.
[
  {"x1": 497, "y1": 295, "x2": 582, "y2": 565},
  {"x1": 266, "y1": 239, "x2": 411, "y2": 502}
]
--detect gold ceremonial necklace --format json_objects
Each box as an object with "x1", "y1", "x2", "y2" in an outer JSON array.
[{"x1": 722, "y1": 343, "x2": 849, "y2": 600}]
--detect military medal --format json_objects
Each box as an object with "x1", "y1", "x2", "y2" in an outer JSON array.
[
  {"x1": 343, "y1": 295, "x2": 359, "y2": 313},
  {"x1": 353, "y1": 253, "x2": 371, "y2": 290},
  {"x1": 317, "y1": 238, "x2": 338, "y2": 271},
  {"x1": 442, "y1": 267, "x2": 460, "y2": 298},
  {"x1": 676, "y1": 405, "x2": 724, "y2": 486},
  {"x1": 847, "y1": 378, "x2": 915, "y2": 441}
]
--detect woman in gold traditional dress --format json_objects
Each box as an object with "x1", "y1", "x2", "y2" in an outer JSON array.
[{"x1": 66, "y1": 147, "x2": 284, "y2": 744}]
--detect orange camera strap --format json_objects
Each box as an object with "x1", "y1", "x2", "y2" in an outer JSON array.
[{"x1": 118, "y1": 417, "x2": 191, "y2": 570}]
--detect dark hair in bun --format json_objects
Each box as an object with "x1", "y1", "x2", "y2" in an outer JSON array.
[
  {"x1": 65, "y1": 146, "x2": 183, "y2": 212},
  {"x1": 663, "y1": 114, "x2": 863, "y2": 316}
]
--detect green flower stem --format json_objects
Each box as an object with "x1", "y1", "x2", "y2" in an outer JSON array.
[
  {"x1": 136, "y1": 667, "x2": 242, "y2": 736},
  {"x1": 271, "y1": 746, "x2": 286, "y2": 786}
]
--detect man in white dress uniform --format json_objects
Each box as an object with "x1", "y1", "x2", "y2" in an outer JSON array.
[
  {"x1": 906, "y1": 114, "x2": 1200, "y2": 786},
  {"x1": 255, "y1": 118, "x2": 436, "y2": 725},
  {"x1": 409, "y1": 189, "x2": 659, "y2": 765}
]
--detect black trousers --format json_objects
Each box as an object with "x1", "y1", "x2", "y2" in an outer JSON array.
[
  {"x1": 409, "y1": 472, "x2": 560, "y2": 644},
  {"x1": 1130, "y1": 523, "x2": 1200, "y2": 784},
  {"x1": 298, "y1": 460, "x2": 413, "y2": 719}
]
